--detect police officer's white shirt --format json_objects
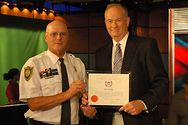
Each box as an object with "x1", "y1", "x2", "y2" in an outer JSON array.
[{"x1": 19, "y1": 50, "x2": 87, "y2": 125}]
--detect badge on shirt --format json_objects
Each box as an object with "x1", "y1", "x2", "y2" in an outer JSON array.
[
  {"x1": 73, "y1": 66, "x2": 77, "y2": 72},
  {"x1": 24, "y1": 66, "x2": 34, "y2": 81},
  {"x1": 39, "y1": 68, "x2": 58, "y2": 79}
]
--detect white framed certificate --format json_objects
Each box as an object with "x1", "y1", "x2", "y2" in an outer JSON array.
[{"x1": 88, "y1": 73, "x2": 130, "y2": 107}]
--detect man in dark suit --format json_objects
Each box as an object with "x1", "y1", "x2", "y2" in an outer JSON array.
[{"x1": 81, "y1": 3, "x2": 169, "y2": 125}]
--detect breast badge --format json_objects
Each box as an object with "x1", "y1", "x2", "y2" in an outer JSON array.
[
  {"x1": 39, "y1": 68, "x2": 58, "y2": 79},
  {"x1": 24, "y1": 66, "x2": 34, "y2": 81},
  {"x1": 74, "y1": 66, "x2": 77, "y2": 72}
]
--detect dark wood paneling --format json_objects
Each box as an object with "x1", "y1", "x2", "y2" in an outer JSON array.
[
  {"x1": 60, "y1": 14, "x2": 89, "y2": 28},
  {"x1": 89, "y1": 13, "x2": 105, "y2": 27},
  {"x1": 149, "y1": 27, "x2": 168, "y2": 53},
  {"x1": 67, "y1": 28, "x2": 88, "y2": 53},
  {"x1": 89, "y1": 27, "x2": 111, "y2": 53},
  {"x1": 149, "y1": 9, "x2": 168, "y2": 28}
]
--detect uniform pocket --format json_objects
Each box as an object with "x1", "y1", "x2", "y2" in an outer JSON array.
[{"x1": 40, "y1": 76, "x2": 62, "y2": 96}]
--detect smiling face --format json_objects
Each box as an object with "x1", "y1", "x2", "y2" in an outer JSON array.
[
  {"x1": 45, "y1": 21, "x2": 69, "y2": 57},
  {"x1": 105, "y1": 5, "x2": 130, "y2": 42}
]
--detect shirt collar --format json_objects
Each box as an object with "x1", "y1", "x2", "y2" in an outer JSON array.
[
  {"x1": 47, "y1": 50, "x2": 67, "y2": 65},
  {"x1": 112, "y1": 32, "x2": 129, "y2": 46}
]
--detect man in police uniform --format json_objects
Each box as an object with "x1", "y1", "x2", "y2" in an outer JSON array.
[{"x1": 19, "y1": 20, "x2": 87, "y2": 125}]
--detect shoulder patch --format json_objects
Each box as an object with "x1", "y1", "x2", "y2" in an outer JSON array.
[{"x1": 24, "y1": 66, "x2": 34, "y2": 81}]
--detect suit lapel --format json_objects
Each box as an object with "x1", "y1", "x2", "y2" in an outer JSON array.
[
  {"x1": 104, "y1": 43, "x2": 113, "y2": 71},
  {"x1": 122, "y1": 35, "x2": 138, "y2": 71}
]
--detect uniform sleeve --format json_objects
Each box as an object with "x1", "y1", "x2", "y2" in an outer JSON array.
[{"x1": 19, "y1": 58, "x2": 42, "y2": 102}]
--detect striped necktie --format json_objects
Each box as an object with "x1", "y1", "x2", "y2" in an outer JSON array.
[{"x1": 113, "y1": 43, "x2": 122, "y2": 74}]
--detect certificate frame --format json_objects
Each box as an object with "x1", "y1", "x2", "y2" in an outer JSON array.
[{"x1": 86, "y1": 70, "x2": 131, "y2": 109}]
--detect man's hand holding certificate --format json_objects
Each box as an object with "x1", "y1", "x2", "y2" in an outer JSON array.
[
  {"x1": 88, "y1": 73, "x2": 130, "y2": 107},
  {"x1": 81, "y1": 72, "x2": 145, "y2": 116}
]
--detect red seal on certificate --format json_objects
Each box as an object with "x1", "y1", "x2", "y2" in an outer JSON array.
[{"x1": 91, "y1": 95, "x2": 98, "y2": 102}]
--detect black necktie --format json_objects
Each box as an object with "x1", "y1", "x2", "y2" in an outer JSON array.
[{"x1": 59, "y1": 58, "x2": 70, "y2": 125}]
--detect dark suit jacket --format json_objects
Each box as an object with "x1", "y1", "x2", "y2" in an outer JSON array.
[{"x1": 95, "y1": 35, "x2": 169, "y2": 125}]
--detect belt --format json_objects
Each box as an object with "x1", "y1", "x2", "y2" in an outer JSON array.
[
  {"x1": 30, "y1": 119, "x2": 79, "y2": 125},
  {"x1": 30, "y1": 119, "x2": 55, "y2": 125}
]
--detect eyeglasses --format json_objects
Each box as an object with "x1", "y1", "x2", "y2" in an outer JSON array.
[{"x1": 46, "y1": 32, "x2": 68, "y2": 38}]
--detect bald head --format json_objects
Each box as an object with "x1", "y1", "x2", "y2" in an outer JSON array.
[
  {"x1": 46, "y1": 20, "x2": 68, "y2": 33},
  {"x1": 45, "y1": 20, "x2": 69, "y2": 57}
]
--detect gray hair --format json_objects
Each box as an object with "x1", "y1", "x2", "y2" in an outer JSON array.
[{"x1": 105, "y1": 3, "x2": 128, "y2": 18}]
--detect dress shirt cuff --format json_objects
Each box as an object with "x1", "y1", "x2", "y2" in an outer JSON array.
[{"x1": 139, "y1": 100, "x2": 149, "y2": 113}]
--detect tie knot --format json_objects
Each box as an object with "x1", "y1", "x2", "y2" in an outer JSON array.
[
  {"x1": 116, "y1": 43, "x2": 120, "y2": 47},
  {"x1": 59, "y1": 58, "x2": 64, "y2": 63}
]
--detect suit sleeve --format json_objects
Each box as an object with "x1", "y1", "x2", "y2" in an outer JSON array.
[{"x1": 139, "y1": 38, "x2": 169, "y2": 113}]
